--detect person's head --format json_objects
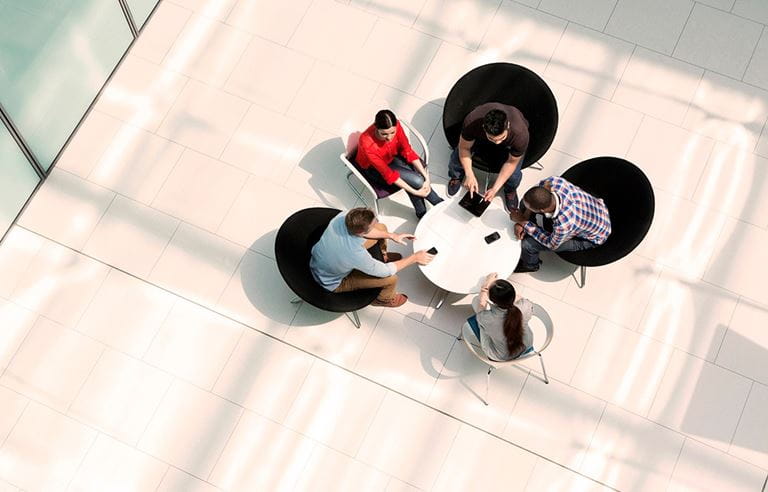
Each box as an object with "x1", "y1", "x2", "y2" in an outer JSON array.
[
  {"x1": 488, "y1": 279, "x2": 526, "y2": 357},
  {"x1": 482, "y1": 109, "x2": 509, "y2": 144},
  {"x1": 345, "y1": 207, "x2": 377, "y2": 236},
  {"x1": 522, "y1": 186, "x2": 555, "y2": 214},
  {"x1": 374, "y1": 109, "x2": 398, "y2": 142}
]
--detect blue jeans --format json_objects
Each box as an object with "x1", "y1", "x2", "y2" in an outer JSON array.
[
  {"x1": 519, "y1": 235, "x2": 596, "y2": 268},
  {"x1": 448, "y1": 148, "x2": 523, "y2": 207}
]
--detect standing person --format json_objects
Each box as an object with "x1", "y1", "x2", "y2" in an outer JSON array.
[
  {"x1": 310, "y1": 207, "x2": 434, "y2": 308},
  {"x1": 447, "y1": 102, "x2": 529, "y2": 211},
  {"x1": 356, "y1": 109, "x2": 443, "y2": 219},
  {"x1": 509, "y1": 176, "x2": 611, "y2": 273},
  {"x1": 464, "y1": 273, "x2": 534, "y2": 361}
]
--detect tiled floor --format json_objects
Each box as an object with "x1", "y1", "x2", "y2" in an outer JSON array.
[{"x1": 2, "y1": 0, "x2": 768, "y2": 490}]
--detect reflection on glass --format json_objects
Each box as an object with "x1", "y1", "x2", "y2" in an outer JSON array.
[
  {"x1": 127, "y1": 0, "x2": 159, "y2": 30},
  {"x1": 0, "y1": 125, "x2": 40, "y2": 237},
  {"x1": 0, "y1": 1, "x2": 133, "y2": 169}
]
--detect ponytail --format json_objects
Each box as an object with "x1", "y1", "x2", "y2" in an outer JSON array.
[{"x1": 488, "y1": 279, "x2": 526, "y2": 357}]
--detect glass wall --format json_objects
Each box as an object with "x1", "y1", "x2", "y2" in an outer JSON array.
[
  {"x1": 127, "y1": 0, "x2": 160, "y2": 29},
  {"x1": 0, "y1": 124, "x2": 40, "y2": 235}
]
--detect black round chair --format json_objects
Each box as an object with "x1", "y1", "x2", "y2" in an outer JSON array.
[
  {"x1": 275, "y1": 208, "x2": 383, "y2": 327},
  {"x1": 442, "y1": 62, "x2": 559, "y2": 174},
  {"x1": 556, "y1": 157, "x2": 655, "y2": 287}
]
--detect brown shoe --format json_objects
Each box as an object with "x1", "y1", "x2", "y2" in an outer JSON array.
[
  {"x1": 382, "y1": 252, "x2": 402, "y2": 263},
  {"x1": 372, "y1": 293, "x2": 408, "y2": 308}
]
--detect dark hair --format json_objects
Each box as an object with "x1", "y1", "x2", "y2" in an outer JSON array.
[
  {"x1": 523, "y1": 186, "x2": 553, "y2": 211},
  {"x1": 482, "y1": 109, "x2": 507, "y2": 136},
  {"x1": 374, "y1": 109, "x2": 398, "y2": 130},
  {"x1": 488, "y1": 279, "x2": 525, "y2": 357},
  {"x1": 345, "y1": 207, "x2": 375, "y2": 235}
]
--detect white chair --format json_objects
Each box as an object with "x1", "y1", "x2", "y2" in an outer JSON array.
[
  {"x1": 458, "y1": 302, "x2": 553, "y2": 405},
  {"x1": 339, "y1": 118, "x2": 430, "y2": 216}
]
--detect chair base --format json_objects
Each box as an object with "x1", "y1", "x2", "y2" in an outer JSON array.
[{"x1": 572, "y1": 265, "x2": 586, "y2": 289}]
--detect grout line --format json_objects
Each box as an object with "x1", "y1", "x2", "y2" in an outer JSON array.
[
  {"x1": 577, "y1": 402, "x2": 607, "y2": 471},
  {"x1": 713, "y1": 295, "x2": 740, "y2": 363},
  {"x1": 62, "y1": 427, "x2": 99, "y2": 491},
  {"x1": 601, "y1": 0, "x2": 620, "y2": 33},
  {"x1": 0, "y1": 392, "x2": 30, "y2": 450},
  {"x1": 567, "y1": 316, "x2": 599, "y2": 385},
  {"x1": 610, "y1": 44, "x2": 637, "y2": 101},
  {"x1": 671, "y1": 1, "x2": 695, "y2": 56},
  {"x1": 204, "y1": 405, "x2": 245, "y2": 482},
  {"x1": 727, "y1": 379, "x2": 754, "y2": 450},
  {"x1": 152, "y1": 464, "x2": 172, "y2": 492},
  {"x1": 741, "y1": 24, "x2": 765, "y2": 81},
  {"x1": 145, "y1": 219, "x2": 182, "y2": 280},
  {"x1": 643, "y1": 347, "x2": 676, "y2": 419},
  {"x1": 667, "y1": 435, "x2": 687, "y2": 489},
  {"x1": 65, "y1": 346, "x2": 108, "y2": 414}
]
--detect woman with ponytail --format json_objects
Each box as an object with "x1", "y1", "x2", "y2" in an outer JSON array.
[{"x1": 464, "y1": 273, "x2": 534, "y2": 361}]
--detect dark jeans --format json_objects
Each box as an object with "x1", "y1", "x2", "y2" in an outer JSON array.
[
  {"x1": 363, "y1": 156, "x2": 443, "y2": 218},
  {"x1": 448, "y1": 148, "x2": 523, "y2": 208},
  {"x1": 519, "y1": 235, "x2": 597, "y2": 268}
]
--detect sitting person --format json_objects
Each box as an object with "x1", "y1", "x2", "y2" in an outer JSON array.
[
  {"x1": 509, "y1": 176, "x2": 611, "y2": 273},
  {"x1": 464, "y1": 273, "x2": 534, "y2": 361},
  {"x1": 447, "y1": 102, "x2": 529, "y2": 211},
  {"x1": 310, "y1": 207, "x2": 434, "y2": 308},
  {"x1": 356, "y1": 109, "x2": 443, "y2": 219}
]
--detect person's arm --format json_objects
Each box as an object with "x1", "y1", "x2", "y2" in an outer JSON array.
[
  {"x1": 396, "y1": 124, "x2": 421, "y2": 164},
  {"x1": 458, "y1": 135, "x2": 478, "y2": 195},
  {"x1": 483, "y1": 154, "x2": 522, "y2": 201},
  {"x1": 391, "y1": 250, "x2": 433, "y2": 272},
  {"x1": 359, "y1": 138, "x2": 400, "y2": 185},
  {"x1": 477, "y1": 272, "x2": 497, "y2": 310},
  {"x1": 523, "y1": 221, "x2": 570, "y2": 250}
]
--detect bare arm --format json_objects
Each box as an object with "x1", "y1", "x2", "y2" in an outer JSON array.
[
  {"x1": 392, "y1": 250, "x2": 433, "y2": 272},
  {"x1": 484, "y1": 154, "x2": 522, "y2": 201}
]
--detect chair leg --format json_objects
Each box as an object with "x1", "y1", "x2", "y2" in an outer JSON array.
[
  {"x1": 578, "y1": 265, "x2": 587, "y2": 288},
  {"x1": 538, "y1": 353, "x2": 549, "y2": 384},
  {"x1": 346, "y1": 172, "x2": 366, "y2": 202},
  {"x1": 528, "y1": 161, "x2": 544, "y2": 171},
  {"x1": 290, "y1": 297, "x2": 303, "y2": 304},
  {"x1": 483, "y1": 366, "x2": 492, "y2": 406},
  {"x1": 344, "y1": 311, "x2": 361, "y2": 329}
]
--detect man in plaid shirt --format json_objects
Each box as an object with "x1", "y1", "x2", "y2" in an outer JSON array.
[{"x1": 508, "y1": 176, "x2": 611, "y2": 272}]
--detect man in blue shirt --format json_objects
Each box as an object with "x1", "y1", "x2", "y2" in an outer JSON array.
[{"x1": 310, "y1": 208, "x2": 434, "y2": 307}]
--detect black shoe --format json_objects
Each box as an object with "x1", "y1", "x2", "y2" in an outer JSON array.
[
  {"x1": 447, "y1": 178, "x2": 462, "y2": 196},
  {"x1": 514, "y1": 260, "x2": 541, "y2": 273}
]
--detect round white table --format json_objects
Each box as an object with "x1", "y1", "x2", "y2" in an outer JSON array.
[{"x1": 413, "y1": 195, "x2": 521, "y2": 308}]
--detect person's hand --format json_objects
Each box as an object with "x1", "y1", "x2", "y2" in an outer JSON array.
[
  {"x1": 414, "y1": 249, "x2": 435, "y2": 265},
  {"x1": 508, "y1": 208, "x2": 528, "y2": 223},
  {"x1": 514, "y1": 223, "x2": 525, "y2": 240},
  {"x1": 463, "y1": 172, "x2": 479, "y2": 197},
  {"x1": 390, "y1": 233, "x2": 415, "y2": 245},
  {"x1": 414, "y1": 183, "x2": 431, "y2": 198},
  {"x1": 483, "y1": 272, "x2": 498, "y2": 288},
  {"x1": 482, "y1": 186, "x2": 498, "y2": 202}
]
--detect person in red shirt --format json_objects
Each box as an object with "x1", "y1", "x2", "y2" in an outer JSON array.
[{"x1": 356, "y1": 109, "x2": 443, "y2": 219}]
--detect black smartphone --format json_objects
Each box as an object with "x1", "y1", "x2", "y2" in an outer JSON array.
[
  {"x1": 427, "y1": 247, "x2": 438, "y2": 255},
  {"x1": 484, "y1": 232, "x2": 501, "y2": 244}
]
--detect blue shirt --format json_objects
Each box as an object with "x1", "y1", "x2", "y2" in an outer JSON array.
[{"x1": 310, "y1": 213, "x2": 397, "y2": 291}]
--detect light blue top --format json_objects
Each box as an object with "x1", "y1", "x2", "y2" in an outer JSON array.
[{"x1": 310, "y1": 213, "x2": 396, "y2": 291}]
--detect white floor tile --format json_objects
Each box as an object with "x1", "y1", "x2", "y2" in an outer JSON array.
[
  {"x1": 68, "y1": 433, "x2": 167, "y2": 492},
  {"x1": 546, "y1": 23, "x2": 634, "y2": 99},
  {"x1": 69, "y1": 348, "x2": 172, "y2": 444},
  {"x1": 76, "y1": 268, "x2": 176, "y2": 358},
  {"x1": 212, "y1": 329, "x2": 314, "y2": 421},
  {"x1": 224, "y1": 38, "x2": 314, "y2": 114},
  {"x1": 674, "y1": 4, "x2": 762, "y2": 79},
  {"x1": 614, "y1": 49, "x2": 703, "y2": 126},
  {"x1": 284, "y1": 360, "x2": 385, "y2": 455},
  {"x1": 371, "y1": 86, "x2": 443, "y2": 148},
  {"x1": 0, "y1": 227, "x2": 44, "y2": 299},
  {"x1": 413, "y1": 0, "x2": 501, "y2": 50},
  {"x1": 55, "y1": 111, "x2": 124, "y2": 179},
  {"x1": 138, "y1": 379, "x2": 243, "y2": 479},
  {"x1": 88, "y1": 124, "x2": 184, "y2": 205},
  {"x1": 215, "y1": 249, "x2": 299, "y2": 337},
  {"x1": 95, "y1": 55, "x2": 188, "y2": 132},
  {"x1": 0, "y1": 386, "x2": 27, "y2": 445},
  {"x1": 18, "y1": 169, "x2": 115, "y2": 250},
  {"x1": 149, "y1": 222, "x2": 245, "y2": 308},
  {"x1": 130, "y1": 1, "x2": 192, "y2": 65},
  {"x1": 144, "y1": 299, "x2": 243, "y2": 390},
  {"x1": 156, "y1": 467, "x2": 222, "y2": 492},
  {"x1": 683, "y1": 71, "x2": 768, "y2": 150},
  {"x1": 704, "y1": 218, "x2": 768, "y2": 306},
  {"x1": 580, "y1": 404, "x2": 684, "y2": 492},
  {"x1": 357, "y1": 392, "x2": 461, "y2": 490},
  {"x1": 355, "y1": 310, "x2": 454, "y2": 401},
  {"x1": 637, "y1": 270, "x2": 735, "y2": 362},
  {"x1": 539, "y1": 0, "x2": 617, "y2": 31},
  {"x1": 351, "y1": 20, "x2": 440, "y2": 95},
  {"x1": 696, "y1": 0, "x2": 735, "y2": 9},
  {"x1": 414, "y1": 42, "x2": 491, "y2": 105},
  {"x1": 351, "y1": 0, "x2": 426, "y2": 26},
  {"x1": 605, "y1": 0, "x2": 693, "y2": 55},
  {"x1": 757, "y1": 125, "x2": 768, "y2": 159},
  {"x1": 571, "y1": 318, "x2": 673, "y2": 416},
  {"x1": 730, "y1": 382, "x2": 768, "y2": 470},
  {"x1": 669, "y1": 438, "x2": 766, "y2": 492},
  {"x1": 553, "y1": 90, "x2": 643, "y2": 159},
  {"x1": 294, "y1": 444, "x2": 390, "y2": 492},
  {"x1": 385, "y1": 478, "x2": 420, "y2": 492},
  {"x1": 510, "y1": 251, "x2": 577, "y2": 301},
  {"x1": 226, "y1": 0, "x2": 313, "y2": 44},
  {"x1": 168, "y1": 0, "x2": 238, "y2": 20},
  {"x1": 716, "y1": 299, "x2": 768, "y2": 386},
  {"x1": 164, "y1": 16, "x2": 250, "y2": 87},
  {"x1": 1, "y1": 317, "x2": 103, "y2": 412},
  {"x1": 648, "y1": 350, "x2": 751, "y2": 452},
  {"x1": 208, "y1": 409, "x2": 315, "y2": 491},
  {"x1": 504, "y1": 378, "x2": 605, "y2": 469},
  {"x1": 0, "y1": 402, "x2": 96, "y2": 491},
  {"x1": 525, "y1": 458, "x2": 613, "y2": 492},
  {"x1": 733, "y1": 0, "x2": 768, "y2": 24},
  {"x1": 83, "y1": 196, "x2": 179, "y2": 278},
  {"x1": 432, "y1": 424, "x2": 538, "y2": 491},
  {"x1": 156, "y1": 80, "x2": 249, "y2": 158},
  {"x1": 0, "y1": 300, "x2": 36, "y2": 373}
]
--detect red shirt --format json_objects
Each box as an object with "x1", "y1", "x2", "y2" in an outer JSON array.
[{"x1": 356, "y1": 122, "x2": 420, "y2": 185}]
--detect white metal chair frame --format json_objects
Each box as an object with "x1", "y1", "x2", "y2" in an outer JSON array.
[
  {"x1": 340, "y1": 119, "x2": 430, "y2": 216},
  {"x1": 458, "y1": 303, "x2": 553, "y2": 405}
]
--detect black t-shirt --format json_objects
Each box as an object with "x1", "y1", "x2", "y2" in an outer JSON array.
[{"x1": 460, "y1": 102, "x2": 529, "y2": 157}]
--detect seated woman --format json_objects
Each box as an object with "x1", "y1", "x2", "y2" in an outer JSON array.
[
  {"x1": 464, "y1": 273, "x2": 534, "y2": 361},
  {"x1": 356, "y1": 109, "x2": 443, "y2": 219}
]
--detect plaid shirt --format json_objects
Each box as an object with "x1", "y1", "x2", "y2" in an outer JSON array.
[{"x1": 523, "y1": 177, "x2": 611, "y2": 250}]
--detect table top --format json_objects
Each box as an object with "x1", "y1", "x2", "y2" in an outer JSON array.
[{"x1": 413, "y1": 195, "x2": 521, "y2": 295}]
